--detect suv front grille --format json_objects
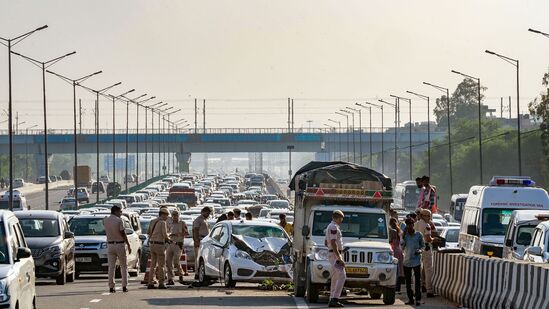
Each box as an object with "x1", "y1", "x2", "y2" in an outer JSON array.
[
  {"x1": 344, "y1": 249, "x2": 373, "y2": 264},
  {"x1": 75, "y1": 243, "x2": 100, "y2": 250}
]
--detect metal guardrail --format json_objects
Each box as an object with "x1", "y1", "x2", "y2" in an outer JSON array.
[{"x1": 4, "y1": 127, "x2": 444, "y2": 135}]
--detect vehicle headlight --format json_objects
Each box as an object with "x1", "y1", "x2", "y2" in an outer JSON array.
[
  {"x1": 0, "y1": 279, "x2": 9, "y2": 302},
  {"x1": 373, "y1": 251, "x2": 393, "y2": 264},
  {"x1": 47, "y1": 245, "x2": 62, "y2": 256},
  {"x1": 100, "y1": 242, "x2": 108, "y2": 249},
  {"x1": 234, "y1": 250, "x2": 252, "y2": 260},
  {"x1": 314, "y1": 247, "x2": 329, "y2": 261}
]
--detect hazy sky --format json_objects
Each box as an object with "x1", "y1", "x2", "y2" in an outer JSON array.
[{"x1": 1, "y1": 0, "x2": 549, "y2": 130}]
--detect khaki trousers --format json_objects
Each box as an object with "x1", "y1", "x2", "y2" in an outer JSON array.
[
  {"x1": 166, "y1": 243, "x2": 183, "y2": 280},
  {"x1": 149, "y1": 243, "x2": 166, "y2": 285},
  {"x1": 421, "y1": 249, "x2": 433, "y2": 293},
  {"x1": 328, "y1": 252, "x2": 347, "y2": 299},
  {"x1": 107, "y1": 243, "x2": 127, "y2": 289}
]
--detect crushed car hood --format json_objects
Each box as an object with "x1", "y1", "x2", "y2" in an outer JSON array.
[{"x1": 232, "y1": 235, "x2": 291, "y2": 266}]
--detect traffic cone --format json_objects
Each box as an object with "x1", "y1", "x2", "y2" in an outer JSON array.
[
  {"x1": 179, "y1": 250, "x2": 189, "y2": 276},
  {"x1": 141, "y1": 257, "x2": 152, "y2": 284}
]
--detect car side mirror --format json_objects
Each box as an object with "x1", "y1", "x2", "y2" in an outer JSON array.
[
  {"x1": 139, "y1": 235, "x2": 146, "y2": 241},
  {"x1": 505, "y1": 238, "x2": 512, "y2": 247},
  {"x1": 64, "y1": 231, "x2": 74, "y2": 239},
  {"x1": 526, "y1": 246, "x2": 542, "y2": 256},
  {"x1": 125, "y1": 228, "x2": 134, "y2": 235},
  {"x1": 467, "y1": 224, "x2": 479, "y2": 236},
  {"x1": 301, "y1": 225, "x2": 310, "y2": 237},
  {"x1": 16, "y1": 247, "x2": 31, "y2": 261}
]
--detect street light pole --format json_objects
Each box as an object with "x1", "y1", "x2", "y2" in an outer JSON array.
[
  {"x1": 151, "y1": 103, "x2": 167, "y2": 177},
  {"x1": 407, "y1": 91, "x2": 432, "y2": 177},
  {"x1": 340, "y1": 109, "x2": 356, "y2": 163},
  {"x1": 450, "y1": 70, "x2": 484, "y2": 183},
  {"x1": 391, "y1": 95, "x2": 412, "y2": 180},
  {"x1": 485, "y1": 50, "x2": 521, "y2": 176},
  {"x1": 347, "y1": 107, "x2": 362, "y2": 165},
  {"x1": 379, "y1": 99, "x2": 398, "y2": 182},
  {"x1": 110, "y1": 90, "x2": 136, "y2": 185},
  {"x1": 47, "y1": 69, "x2": 102, "y2": 197},
  {"x1": 424, "y1": 82, "x2": 453, "y2": 195},
  {"x1": 328, "y1": 119, "x2": 342, "y2": 160},
  {"x1": 335, "y1": 112, "x2": 350, "y2": 161},
  {"x1": 11, "y1": 50, "x2": 75, "y2": 210},
  {"x1": 0, "y1": 25, "x2": 48, "y2": 210},
  {"x1": 360, "y1": 102, "x2": 382, "y2": 173}
]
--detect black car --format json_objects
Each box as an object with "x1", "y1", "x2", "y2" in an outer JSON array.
[
  {"x1": 15, "y1": 210, "x2": 76, "y2": 285},
  {"x1": 106, "y1": 182, "x2": 121, "y2": 197}
]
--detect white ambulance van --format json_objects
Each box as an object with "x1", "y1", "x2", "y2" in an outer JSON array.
[{"x1": 459, "y1": 176, "x2": 549, "y2": 258}]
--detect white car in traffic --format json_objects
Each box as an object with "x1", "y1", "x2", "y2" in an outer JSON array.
[{"x1": 197, "y1": 220, "x2": 292, "y2": 288}]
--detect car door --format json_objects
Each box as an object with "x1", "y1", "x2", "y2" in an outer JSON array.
[
  {"x1": 122, "y1": 219, "x2": 137, "y2": 264},
  {"x1": 11, "y1": 221, "x2": 34, "y2": 308},
  {"x1": 204, "y1": 227, "x2": 222, "y2": 275},
  {"x1": 209, "y1": 225, "x2": 228, "y2": 275},
  {"x1": 62, "y1": 218, "x2": 75, "y2": 273}
]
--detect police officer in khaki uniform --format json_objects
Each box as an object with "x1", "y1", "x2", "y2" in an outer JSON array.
[
  {"x1": 326, "y1": 210, "x2": 346, "y2": 308},
  {"x1": 166, "y1": 209, "x2": 187, "y2": 285},
  {"x1": 415, "y1": 208, "x2": 435, "y2": 297},
  {"x1": 192, "y1": 207, "x2": 211, "y2": 278},
  {"x1": 104, "y1": 205, "x2": 131, "y2": 293},
  {"x1": 147, "y1": 207, "x2": 170, "y2": 289}
]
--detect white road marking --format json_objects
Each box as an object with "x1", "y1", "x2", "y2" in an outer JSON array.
[
  {"x1": 90, "y1": 299, "x2": 102, "y2": 303},
  {"x1": 101, "y1": 292, "x2": 111, "y2": 295},
  {"x1": 293, "y1": 296, "x2": 309, "y2": 309}
]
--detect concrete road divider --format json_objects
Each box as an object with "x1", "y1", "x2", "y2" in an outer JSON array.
[{"x1": 433, "y1": 251, "x2": 549, "y2": 309}]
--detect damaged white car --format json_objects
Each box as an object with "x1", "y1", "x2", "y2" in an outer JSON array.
[{"x1": 197, "y1": 220, "x2": 292, "y2": 287}]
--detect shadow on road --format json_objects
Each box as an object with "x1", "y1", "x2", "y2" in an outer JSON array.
[{"x1": 145, "y1": 295, "x2": 295, "y2": 307}]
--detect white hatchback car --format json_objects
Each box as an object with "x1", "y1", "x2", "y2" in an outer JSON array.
[
  {"x1": 0, "y1": 210, "x2": 36, "y2": 308},
  {"x1": 197, "y1": 220, "x2": 292, "y2": 288}
]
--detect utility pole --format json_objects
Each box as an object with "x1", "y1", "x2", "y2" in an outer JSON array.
[
  {"x1": 203, "y1": 99, "x2": 206, "y2": 132},
  {"x1": 194, "y1": 98, "x2": 197, "y2": 133},
  {"x1": 79, "y1": 99, "x2": 82, "y2": 134},
  {"x1": 291, "y1": 99, "x2": 295, "y2": 132},
  {"x1": 287, "y1": 98, "x2": 291, "y2": 132}
]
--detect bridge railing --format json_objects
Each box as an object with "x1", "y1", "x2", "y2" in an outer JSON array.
[{"x1": 5, "y1": 126, "x2": 445, "y2": 135}]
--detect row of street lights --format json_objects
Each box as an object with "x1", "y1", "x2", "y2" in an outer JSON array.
[{"x1": 1, "y1": 25, "x2": 188, "y2": 210}]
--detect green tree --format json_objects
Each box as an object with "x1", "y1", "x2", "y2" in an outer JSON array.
[{"x1": 528, "y1": 70, "x2": 549, "y2": 159}]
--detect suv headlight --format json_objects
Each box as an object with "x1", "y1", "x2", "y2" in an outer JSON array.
[
  {"x1": 235, "y1": 250, "x2": 252, "y2": 260},
  {"x1": 373, "y1": 251, "x2": 393, "y2": 264},
  {"x1": 313, "y1": 247, "x2": 329, "y2": 261},
  {"x1": 100, "y1": 242, "x2": 108, "y2": 249},
  {"x1": 0, "y1": 279, "x2": 9, "y2": 302},
  {"x1": 47, "y1": 245, "x2": 62, "y2": 256}
]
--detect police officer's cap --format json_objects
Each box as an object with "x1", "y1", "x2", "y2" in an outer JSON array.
[
  {"x1": 171, "y1": 209, "x2": 180, "y2": 215},
  {"x1": 159, "y1": 208, "x2": 170, "y2": 215},
  {"x1": 333, "y1": 210, "x2": 344, "y2": 218}
]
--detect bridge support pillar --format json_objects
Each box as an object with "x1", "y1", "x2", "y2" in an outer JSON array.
[
  {"x1": 175, "y1": 152, "x2": 192, "y2": 173},
  {"x1": 33, "y1": 153, "x2": 53, "y2": 180}
]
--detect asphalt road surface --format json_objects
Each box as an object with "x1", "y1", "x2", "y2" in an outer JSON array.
[
  {"x1": 26, "y1": 186, "x2": 107, "y2": 211},
  {"x1": 36, "y1": 274, "x2": 457, "y2": 309}
]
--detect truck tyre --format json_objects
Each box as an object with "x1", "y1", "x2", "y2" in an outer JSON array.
[
  {"x1": 293, "y1": 261, "x2": 306, "y2": 297},
  {"x1": 383, "y1": 288, "x2": 396, "y2": 305},
  {"x1": 305, "y1": 269, "x2": 320, "y2": 303}
]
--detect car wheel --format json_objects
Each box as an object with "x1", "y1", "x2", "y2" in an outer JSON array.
[
  {"x1": 382, "y1": 288, "x2": 396, "y2": 305},
  {"x1": 198, "y1": 260, "x2": 210, "y2": 286},
  {"x1": 56, "y1": 267, "x2": 66, "y2": 285},
  {"x1": 224, "y1": 263, "x2": 236, "y2": 288},
  {"x1": 305, "y1": 266, "x2": 319, "y2": 303}
]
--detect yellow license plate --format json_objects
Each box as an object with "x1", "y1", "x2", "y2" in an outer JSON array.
[{"x1": 345, "y1": 267, "x2": 368, "y2": 274}]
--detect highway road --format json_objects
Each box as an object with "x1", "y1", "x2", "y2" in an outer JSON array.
[
  {"x1": 26, "y1": 185, "x2": 107, "y2": 211},
  {"x1": 35, "y1": 274, "x2": 457, "y2": 309}
]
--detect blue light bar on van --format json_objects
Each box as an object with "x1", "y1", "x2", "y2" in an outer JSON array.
[{"x1": 489, "y1": 176, "x2": 535, "y2": 187}]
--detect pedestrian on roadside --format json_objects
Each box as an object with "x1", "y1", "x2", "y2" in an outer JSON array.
[
  {"x1": 233, "y1": 208, "x2": 242, "y2": 220},
  {"x1": 389, "y1": 217, "x2": 404, "y2": 294},
  {"x1": 326, "y1": 210, "x2": 346, "y2": 308},
  {"x1": 245, "y1": 212, "x2": 252, "y2": 220},
  {"x1": 166, "y1": 210, "x2": 187, "y2": 285},
  {"x1": 192, "y1": 207, "x2": 211, "y2": 278},
  {"x1": 415, "y1": 177, "x2": 425, "y2": 209},
  {"x1": 278, "y1": 213, "x2": 293, "y2": 235},
  {"x1": 227, "y1": 211, "x2": 235, "y2": 220},
  {"x1": 216, "y1": 213, "x2": 228, "y2": 223},
  {"x1": 401, "y1": 218, "x2": 424, "y2": 306},
  {"x1": 415, "y1": 208, "x2": 435, "y2": 297},
  {"x1": 104, "y1": 205, "x2": 131, "y2": 293},
  {"x1": 147, "y1": 207, "x2": 170, "y2": 289},
  {"x1": 421, "y1": 176, "x2": 438, "y2": 213}
]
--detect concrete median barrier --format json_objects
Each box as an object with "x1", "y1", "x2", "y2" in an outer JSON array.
[{"x1": 433, "y1": 251, "x2": 549, "y2": 309}]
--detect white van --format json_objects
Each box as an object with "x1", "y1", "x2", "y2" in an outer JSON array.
[
  {"x1": 523, "y1": 221, "x2": 549, "y2": 263},
  {"x1": 0, "y1": 190, "x2": 29, "y2": 211},
  {"x1": 503, "y1": 210, "x2": 549, "y2": 260},
  {"x1": 392, "y1": 180, "x2": 420, "y2": 211},
  {"x1": 459, "y1": 176, "x2": 549, "y2": 258}
]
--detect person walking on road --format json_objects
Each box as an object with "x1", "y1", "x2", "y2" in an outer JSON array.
[
  {"x1": 401, "y1": 218, "x2": 424, "y2": 306},
  {"x1": 415, "y1": 208, "x2": 436, "y2": 297},
  {"x1": 192, "y1": 207, "x2": 211, "y2": 279},
  {"x1": 389, "y1": 217, "x2": 404, "y2": 294},
  {"x1": 421, "y1": 176, "x2": 438, "y2": 213},
  {"x1": 147, "y1": 207, "x2": 170, "y2": 289},
  {"x1": 166, "y1": 210, "x2": 187, "y2": 285},
  {"x1": 104, "y1": 205, "x2": 131, "y2": 293},
  {"x1": 415, "y1": 177, "x2": 425, "y2": 209},
  {"x1": 326, "y1": 210, "x2": 346, "y2": 308}
]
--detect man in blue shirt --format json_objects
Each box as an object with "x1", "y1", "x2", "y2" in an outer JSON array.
[{"x1": 401, "y1": 218, "x2": 424, "y2": 306}]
